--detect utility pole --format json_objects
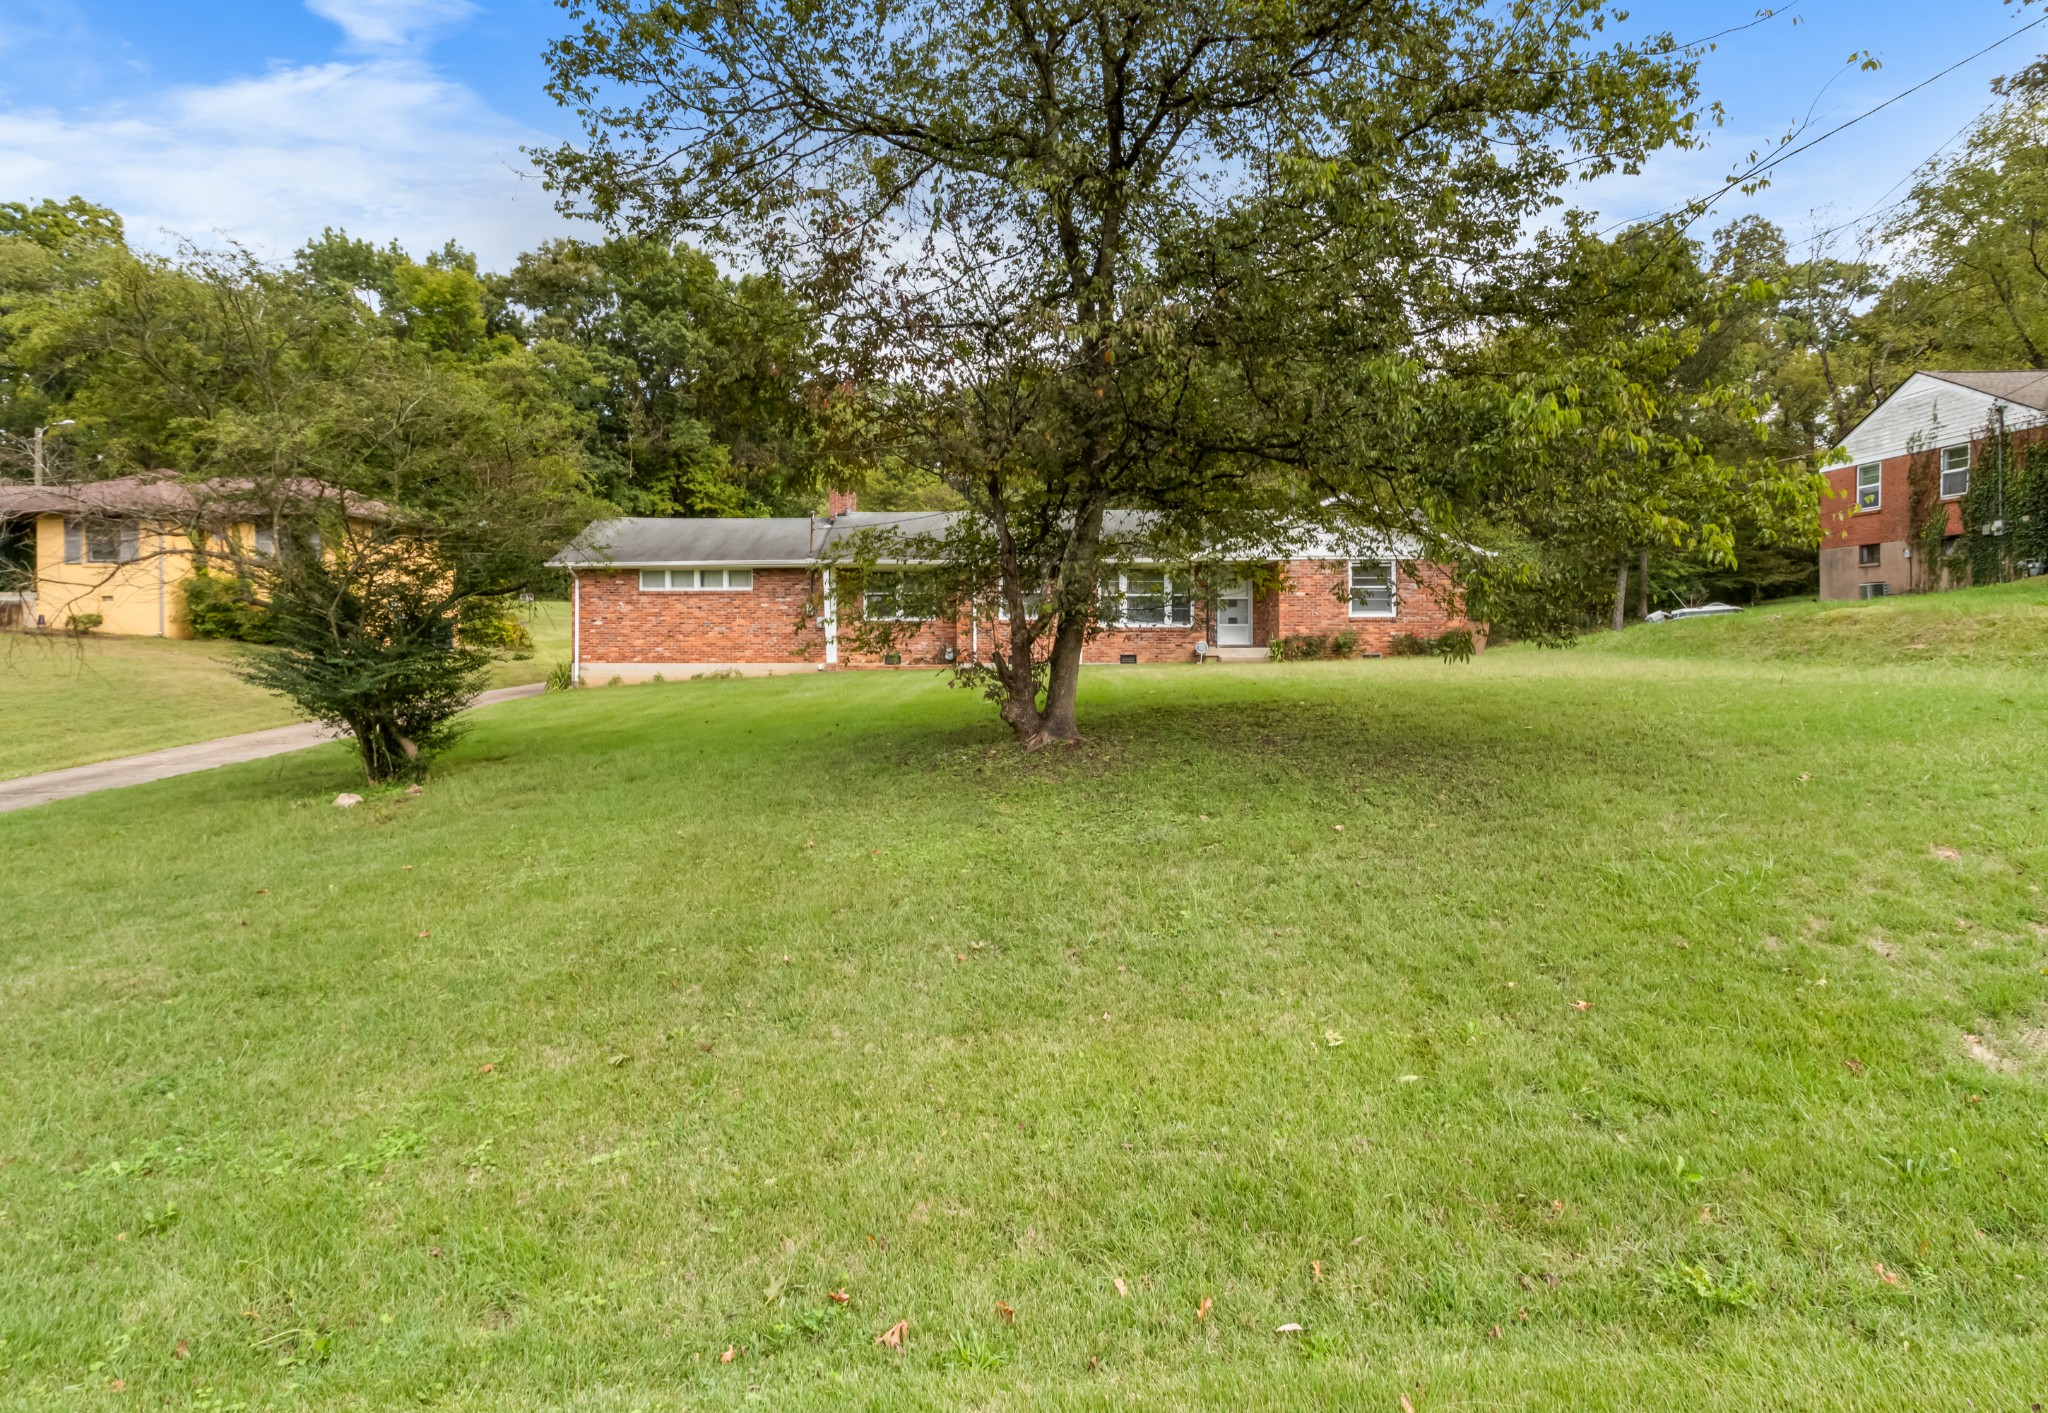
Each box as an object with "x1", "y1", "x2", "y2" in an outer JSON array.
[{"x1": 30, "y1": 421, "x2": 75, "y2": 486}]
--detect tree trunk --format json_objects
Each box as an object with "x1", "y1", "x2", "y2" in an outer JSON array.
[
  {"x1": 1612, "y1": 560, "x2": 1629, "y2": 632},
  {"x1": 1637, "y1": 548, "x2": 1650, "y2": 618}
]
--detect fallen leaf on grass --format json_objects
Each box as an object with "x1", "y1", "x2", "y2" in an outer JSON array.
[
  {"x1": 828, "y1": 1289, "x2": 850, "y2": 1305},
  {"x1": 606, "y1": 1054, "x2": 630, "y2": 1067},
  {"x1": 1401, "y1": 1396, "x2": 1416, "y2": 1413},
  {"x1": 477, "y1": 1062, "x2": 495, "y2": 1074},
  {"x1": 1325, "y1": 1030, "x2": 1344, "y2": 1048},
  {"x1": 108, "y1": 1380, "x2": 124, "y2": 1393},
  {"x1": 1932, "y1": 846, "x2": 1961, "y2": 861},
  {"x1": 1113, "y1": 1278, "x2": 1128, "y2": 1298},
  {"x1": 1333, "y1": 824, "x2": 1345, "y2": 833},
  {"x1": 875, "y1": 1319, "x2": 908, "y2": 1349},
  {"x1": 1843, "y1": 1056, "x2": 1864, "y2": 1075},
  {"x1": 174, "y1": 1341, "x2": 189, "y2": 1360},
  {"x1": 996, "y1": 1300, "x2": 1015, "y2": 1324},
  {"x1": 417, "y1": 931, "x2": 431, "y2": 940},
  {"x1": 1571, "y1": 1000, "x2": 1591, "y2": 1011},
  {"x1": 1489, "y1": 1324, "x2": 1502, "y2": 1338},
  {"x1": 1196, "y1": 1297, "x2": 1212, "y2": 1322},
  {"x1": 1311, "y1": 1260, "x2": 1323, "y2": 1282},
  {"x1": 720, "y1": 1345, "x2": 736, "y2": 1364},
  {"x1": 1275, "y1": 1322, "x2": 1303, "y2": 1335},
  {"x1": 1874, "y1": 1262, "x2": 1902, "y2": 1287}
]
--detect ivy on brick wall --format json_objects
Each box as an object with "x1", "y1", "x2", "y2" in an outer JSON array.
[{"x1": 1952, "y1": 429, "x2": 2048, "y2": 585}]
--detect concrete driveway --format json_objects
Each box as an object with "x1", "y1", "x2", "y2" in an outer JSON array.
[{"x1": 0, "y1": 683, "x2": 545, "y2": 814}]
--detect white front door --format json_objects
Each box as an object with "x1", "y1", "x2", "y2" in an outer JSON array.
[{"x1": 1215, "y1": 579, "x2": 1253, "y2": 646}]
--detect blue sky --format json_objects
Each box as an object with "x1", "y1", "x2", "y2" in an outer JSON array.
[{"x1": 0, "y1": 0, "x2": 2040, "y2": 269}]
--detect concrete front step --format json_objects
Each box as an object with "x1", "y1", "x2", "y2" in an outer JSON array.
[{"x1": 1202, "y1": 645, "x2": 1271, "y2": 663}]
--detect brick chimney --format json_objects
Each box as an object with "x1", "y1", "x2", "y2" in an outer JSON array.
[{"x1": 827, "y1": 488, "x2": 858, "y2": 517}]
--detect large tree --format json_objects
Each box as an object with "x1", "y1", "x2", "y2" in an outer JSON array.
[
  {"x1": 495, "y1": 236, "x2": 827, "y2": 516},
  {"x1": 539, "y1": 0, "x2": 1747, "y2": 745}
]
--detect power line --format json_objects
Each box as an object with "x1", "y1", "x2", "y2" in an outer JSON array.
[{"x1": 1679, "y1": 13, "x2": 2048, "y2": 232}]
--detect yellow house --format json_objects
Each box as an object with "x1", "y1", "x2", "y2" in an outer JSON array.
[{"x1": 0, "y1": 474, "x2": 384, "y2": 637}]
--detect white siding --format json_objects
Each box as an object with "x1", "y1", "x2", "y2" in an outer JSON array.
[{"x1": 1839, "y1": 373, "x2": 2048, "y2": 463}]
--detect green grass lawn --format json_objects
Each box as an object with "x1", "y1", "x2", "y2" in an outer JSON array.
[
  {"x1": 2, "y1": 601, "x2": 2045, "y2": 1408},
  {"x1": 0, "y1": 601, "x2": 570, "y2": 780},
  {"x1": 1591, "y1": 577, "x2": 2048, "y2": 666}
]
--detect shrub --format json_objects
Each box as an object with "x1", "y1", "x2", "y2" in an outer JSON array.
[
  {"x1": 1433, "y1": 628, "x2": 1476, "y2": 662},
  {"x1": 459, "y1": 597, "x2": 535, "y2": 655},
  {"x1": 544, "y1": 659, "x2": 576, "y2": 692},
  {"x1": 68, "y1": 612, "x2": 103, "y2": 634},
  {"x1": 1268, "y1": 633, "x2": 1328, "y2": 661},
  {"x1": 183, "y1": 567, "x2": 274, "y2": 642},
  {"x1": 1329, "y1": 629, "x2": 1359, "y2": 658},
  {"x1": 1389, "y1": 628, "x2": 1476, "y2": 662}
]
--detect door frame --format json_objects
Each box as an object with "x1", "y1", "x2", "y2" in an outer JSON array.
[{"x1": 1214, "y1": 577, "x2": 1254, "y2": 646}]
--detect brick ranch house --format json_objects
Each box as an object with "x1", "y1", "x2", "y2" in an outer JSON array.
[
  {"x1": 550, "y1": 497, "x2": 1479, "y2": 681},
  {"x1": 1824, "y1": 369, "x2": 2048, "y2": 600}
]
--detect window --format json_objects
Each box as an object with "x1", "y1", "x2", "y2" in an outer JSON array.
[
  {"x1": 1939, "y1": 444, "x2": 1970, "y2": 499},
  {"x1": 1112, "y1": 570, "x2": 1192, "y2": 627},
  {"x1": 66, "y1": 517, "x2": 137, "y2": 564},
  {"x1": 1857, "y1": 543, "x2": 1881, "y2": 567},
  {"x1": 1852, "y1": 463, "x2": 1880, "y2": 512},
  {"x1": 640, "y1": 568, "x2": 754, "y2": 591},
  {"x1": 1349, "y1": 559, "x2": 1396, "y2": 616},
  {"x1": 1858, "y1": 582, "x2": 1890, "y2": 600},
  {"x1": 863, "y1": 570, "x2": 930, "y2": 621},
  {"x1": 253, "y1": 525, "x2": 276, "y2": 557}
]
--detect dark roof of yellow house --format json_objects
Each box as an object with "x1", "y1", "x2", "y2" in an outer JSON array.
[{"x1": 0, "y1": 473, "x2": 392, "y2": 521}]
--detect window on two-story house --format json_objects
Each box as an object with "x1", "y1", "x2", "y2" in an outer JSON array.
[
  {"x1": 640, "y1": 568, "x2": 755, "y2": 591},
  {"x1": 1855, "y1": 464, "x2": 1881, "y2": 511},
  {"x1": 1348, "y1": 559, "x2": 1397, "y2": 617},
  {"x1": 1857, "y1": 543, "x2": 1881, "y2": 567},
  {"x1": 1939, "y1": 445, "x2": 1970, "y2": 499}
]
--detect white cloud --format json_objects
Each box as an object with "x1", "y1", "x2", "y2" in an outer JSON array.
[
  {"x1": 304, "y1": 0, "x2": 478, "y2": 50},
  {"x1": 0, "y1": 55, "x2": 576, "y2": 269}
]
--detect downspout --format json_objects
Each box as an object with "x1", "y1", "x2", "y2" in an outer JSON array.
[
  {"x1": 571, "y1": 572, "x2": 581, "y2": 685},
  {"x1": 822, "y1": 568, "x2": 838, "y2": 666},
  {"x1": 156, "y1": 523, "x2": 166, "y2": 637}
]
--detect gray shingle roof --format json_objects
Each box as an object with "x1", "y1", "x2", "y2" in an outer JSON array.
[
  {"x1": 1921, "y1": 370, "x2": 2048, "y2": 412},
  {"x1": 549, "y1": 509, "x2": 1413, "y2": 568}
]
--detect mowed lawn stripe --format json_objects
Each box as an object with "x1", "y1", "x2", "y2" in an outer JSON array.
[{"x1": 1, "y1": 648, "x2": 2044, "y2": 1408}]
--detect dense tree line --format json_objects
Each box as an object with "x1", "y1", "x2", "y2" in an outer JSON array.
[{"x1": 7, "y1": 33, "x2": 2048, "y2": 749}]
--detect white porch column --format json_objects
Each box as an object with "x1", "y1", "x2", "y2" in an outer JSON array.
[{"x1": 571, "y1": 572, "x2": 581, "y2": 685}]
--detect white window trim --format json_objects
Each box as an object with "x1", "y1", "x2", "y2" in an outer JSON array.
[
  {"x1": 1348, "y1": 558, "x2": 1398, "y2": 619},
  {"x1": 1855, "y1": 463, "x2": 1882, "y2": 512},
  {"x1": 640, "y1": 568, "x2": 756, "y2": 592},
  {"x1": 1938, "y1": 445, "x2": 1970, "y2": 501},
  {"x1": 1108, "y1": 569, "x2": 1193, "y2": 629}
]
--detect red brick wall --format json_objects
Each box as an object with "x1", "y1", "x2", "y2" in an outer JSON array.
[
  {"x1": 1274, "y1": 559, "x2": 1478, "y2": 654},
  {"x1": 838, "y1": 615, "x2": 962, "y2": 667},
  {"x1": 578, "y1": 569, "x2": 825, "y2": 666},
  {"x1": 577, "y1": 558, "x2": 1477, "y2": 668},
  {"x1": 1822, "y1": 453, "x2": 1964, "y2": 549}
]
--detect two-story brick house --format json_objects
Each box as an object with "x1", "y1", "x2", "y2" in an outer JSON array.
[
  {"x1": 1823, "y1": 370, "x2": 2048, "y2": 599},
  {"x1": 550, "y1": 497, "x2": 1479, "y2": 681}
]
